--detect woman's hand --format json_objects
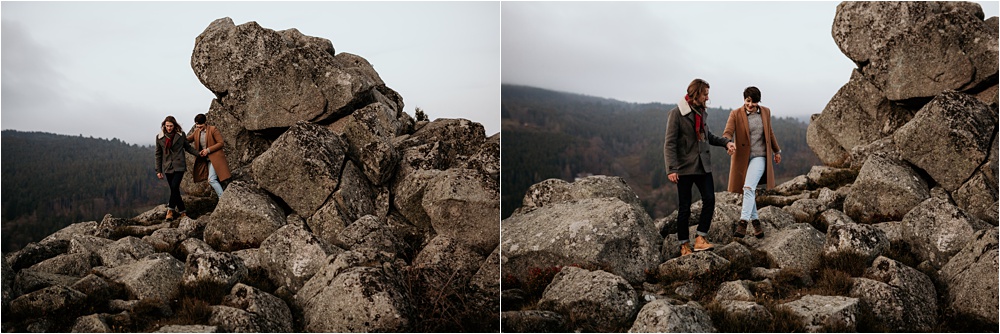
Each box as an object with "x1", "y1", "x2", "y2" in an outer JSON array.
[
  {"x1": 726, "y1": 142, "x2": 736, "y2": 156},
  {"x1": 200, "y1": 149, "x2": 210, "y2": 157},
  {"x1": 157, "y1": 173, "x2": 164, "y2": 179},
  {"x1": 774, "y1": 153, "x2": 782, "y2": 164}
]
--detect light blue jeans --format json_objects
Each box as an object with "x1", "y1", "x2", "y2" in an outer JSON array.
[
  {"x1": 208, "y1": 163, "x2": 224, "y2": 198},
  {"x1": 741, "y1": 156, "x2": 766, "y2": 220}
]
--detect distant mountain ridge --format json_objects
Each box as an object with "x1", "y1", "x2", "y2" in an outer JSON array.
[
  {"x1": 501, "y1": 84, "x2": 821, "y2": 219},
  {"x1": 1, "y1": 130, "x2": 165, "y2": 252}
]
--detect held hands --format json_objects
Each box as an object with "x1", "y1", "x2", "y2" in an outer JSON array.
[
  {"x1": 200, "y1": 149, "x2": 209, "y2": 157},
  {"x1": 726, "y1": 142, "x2": 736, "y2": 156}
]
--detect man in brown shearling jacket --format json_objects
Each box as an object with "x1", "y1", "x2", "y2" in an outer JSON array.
[{"x1": 663, "y1": 78, "x2": 735, "y2": 256}]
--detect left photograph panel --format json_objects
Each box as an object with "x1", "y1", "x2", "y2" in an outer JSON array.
[{"x1": 1, "y1": 1, "x2": 500, "y2": 332}]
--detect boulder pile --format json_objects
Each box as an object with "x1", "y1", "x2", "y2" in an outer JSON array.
[
  {"x1": 2, "y1": 17, "x2": 498, "y2": 333},
  {"x1": 502, "y1": 2, "x2": 997, "y2": 332}
]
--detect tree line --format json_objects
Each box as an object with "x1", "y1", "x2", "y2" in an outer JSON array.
[
  {"x1": 501, "y1": 84, "x2": 822, "y2": 220},
  {"x1": 1, "y1": 130, "x2": 167, "y2": 252}
]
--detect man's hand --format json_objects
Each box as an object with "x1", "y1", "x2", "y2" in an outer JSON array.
[
  {"x1": 157, "y1": 173, "x2": 164, "y2": 179},
  {"x1": 668, "y1": 173, "x2": 679, "y2": 183},
  {"x1": 726, "y1": 142, "x2": 736, "y2": 156}
]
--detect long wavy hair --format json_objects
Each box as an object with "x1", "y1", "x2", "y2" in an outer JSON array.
[{"x1": 161, "y1": 116, "x2": 183, "y2": 136}]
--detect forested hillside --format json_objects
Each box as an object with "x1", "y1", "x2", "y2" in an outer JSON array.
[
  {"x1": 1, "y1": 130, "x2": 166, "y2": 252},
  {"x1": 501, "y1": 84, "x2": 821, "y2": 219}
]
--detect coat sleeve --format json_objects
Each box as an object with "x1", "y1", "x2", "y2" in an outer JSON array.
[
  {"x1": 207, "y1": 127, "x2": 225, "y2": 154},
  {"x1": 155, "y1": 137, "x2": 163, "y2": 174},
  {"x1": 180, "y1": 133, "x2": 200, "y2": 156},
  {"x1": 705, "y1": 116, "x2": 731, "y2": 148},
  {"x1": 664, "y1": 109, "x2": 680, "y2": 174}
]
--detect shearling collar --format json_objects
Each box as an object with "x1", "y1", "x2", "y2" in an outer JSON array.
[{"x1": 679, "y1": 97, "x2": 695, "y2": 116}]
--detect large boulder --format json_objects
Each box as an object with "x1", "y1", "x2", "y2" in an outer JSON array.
[
  {"x1": 412, "y1": 235, "x2": 485, "y2": 289},
  {"x1": 182, "y1": 251, "x2": 248, "y2": 294},
  {"x1": 538, "y1": 267, "x2": 638, "y2": 332},
  {"x1": 894, "y1": 91, "x2": 997, "y2": 192},
  {"x1": 423, "y1": 168, "x2": 500, "y2": 254},
  {"x1": 901, "y1": 197, "x2": 988, "y2": 268},
  {"x1": 259, "y1": 224, "x2": 340, "y2": 294},
  {"x1": 342, "y1": 102, "x2": 402, "y2": 185},
  {"x1": 7, "y1": 239, "x2": 72, "y2": 271},
  {"x1": 953, "y1": 134, "x2": 999, "y2": 225},
  {"x1": 757, "y1": 224, "x2": 826, "y2": 272},
  {"x1": 307, "y1": 161, "x2": 378, "y2": 247},
  {"x1": 294, "y1": 251, "x2": 412, "y2": 332},
  {"x1": 202, "y1": 99, "x2": 275, "y2": 172},
  {"x1": 657, "y1": 251, "x2": 731, "y2": 281},
  {"x1": 823, "y1": 222, "x2": 890, "y2": 263},
  {"x1": 843, "y1": 154, "x2": 929, "y2": 224},
  {"x1": 395, "y1": 118, "x2": 488, "y2": 175},
  {"x1": 8, "y1": 285, "x2": 86, "y2": 319},
  {"x1": 339, "y1": 215, "x2": 402, "y2": 255},
  {"x1": 502, "y1": 197, "x2": 661, "y2": 285},
  {"x1": 204, "y1": 181, "x2": 286, "y2": 252},
  {"x1": 809, "y1": 70, "x2": 914, "y2": 158},
  {"x1": 833, "y1": 2, "x2": 996, "y2": 100},
  {"x1": 209, "y1": 283, "x2": 293, "y2": 332},
  {"x1": 937, "y1": 228, "x2": 999, "y2": 325},
  {"x1": 849, "y1": 256, "x2": 937, "y2": 332},
  {"x1": 781, "y1": 295, "x2": 860, "y2": 332},
  {"x1": 99, "y1": 253, "x2": 185, "y2": 302},
  {"x1": 251, "y1": 122, "x2": 347, "y2": 217},
  {"x1": 520, "y1": 176, "x2": 644, "y2": 214},
  {"x1": 25, "y1": 253, "x2": 91, "y2": 278},
  {"x1": 391, "y1": 169, "x2": 440, "y2": 231},
  {"x1": 628, "y1": 299, "x2": 715, "y2": 333},
  {"x1": 191, "y1": 18, "x2": 385, "y2": 131},
  {"x1": 807, "y1": 113, "x2": 851, "y2": 167},
  {"x1": 97, "y1": 236, "x2": 155, "y2": 269}
]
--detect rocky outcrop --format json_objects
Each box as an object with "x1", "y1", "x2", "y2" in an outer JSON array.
[
  {"x1": 538, "y1": 267, "x2": 638, "y2": 332},
  {"x1": 937, "y1": 228, "x2": 999, "y2": 326},
  {"x1": 901, "y1": 197, "x2": 989, "y2": 268},
  {"x1": 294, "y1": 251, "x2": 412, "y2": 332},
  {"x1": 203, "y1": 181, "x2": 286, "y2": 252},
  {"x1": 502, "y1": 179, "x2": 661, "y2": 284},
  {"x1": 2, "y1": 17, "x2": 497, "y2": 332},
  {"x1": 628, "y1": 299, "x2": 715, "y2": 333},
  {"x1": 781, "y1": 295, "x2": 860, "y2": 332},
  {"x1": 843, "y1": 154, "x2": 929, "y2": 224},
  {"x1": 849, "y1": 256, "x2": 938, "y2": 332}
]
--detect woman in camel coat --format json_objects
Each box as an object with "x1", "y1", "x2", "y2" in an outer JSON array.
[
  {"x1": 188, "y1": 114, "x2": 231, "y2": 198},
  {"x1": 723, "y1": 87, "x2": 781, "y2": 238}
]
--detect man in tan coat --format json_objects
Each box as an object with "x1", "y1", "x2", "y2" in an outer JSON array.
[
  {"x1": 188, "y1": 114, "x2": 232, "y2": 198},
  {"x1": 723, "y1": 86, "x2": 781, "y2": 238}
]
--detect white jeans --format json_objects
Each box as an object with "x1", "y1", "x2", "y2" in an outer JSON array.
[
  {"x1": 208, "y1": 163, "x2": 224, "y2": 198},
  {"x1": 741, "y1": 156, "x2": 766, "y2": 220}
]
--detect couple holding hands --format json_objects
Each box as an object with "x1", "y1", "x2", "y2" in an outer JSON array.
[{"x1": 664, "y1": 78, "x2": 782, "y2": 256}]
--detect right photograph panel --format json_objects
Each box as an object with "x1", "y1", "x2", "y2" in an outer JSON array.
[{"x1": 500, "y1": 1, "x2": 1000, "y2": 332}]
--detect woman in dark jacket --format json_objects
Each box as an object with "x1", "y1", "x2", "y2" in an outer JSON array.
[{"x1": 156, "y1": 115, "x2": 199, "y2": 219}]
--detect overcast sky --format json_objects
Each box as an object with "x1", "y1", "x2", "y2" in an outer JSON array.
[
  {"x1": 503, "y1": 1, "x2": 1000, "y2": 120},
  {"x1": 2, "y1": 1, "x2": 499, "y2": 145}
]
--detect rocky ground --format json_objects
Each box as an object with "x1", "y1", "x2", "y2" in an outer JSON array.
[
  {"x1": 502, "y1": 2, "x2": 998, "y2": 333},
  {"x1": 2, "y1": 17, "x2": 499, "y2": 333}
]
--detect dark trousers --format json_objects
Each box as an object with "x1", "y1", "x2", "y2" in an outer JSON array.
[
  {"x1": 165, "y1": 172, "x2": 186, "y2": 212},
  {"x1": 677, "y1": 173, "x2": 715, "y2": 243}
]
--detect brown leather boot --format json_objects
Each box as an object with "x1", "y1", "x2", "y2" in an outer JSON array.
[
  {"x1": 166, "y1": 210, "x2": 174, "y2": 220},
  {"x1": 694, "y1": 235, "x2": 715, "y2": 251},
  {"x1": 680, "y1": 242, "x2": 693, "y2": 256},
  {"x1": 735, "y1": 220, "x2": 748, "y2": 238},
  {"x1": 751, "y1": 219, "x2": 764, "y2": 238}
]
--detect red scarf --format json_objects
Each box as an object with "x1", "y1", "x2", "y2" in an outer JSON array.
[
  {"x1": 686, "y1": 95, "x2": 704, "y2": 141},
  {"x1": 165, "y1": 133, "x2": 173, "y2": 150}
]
